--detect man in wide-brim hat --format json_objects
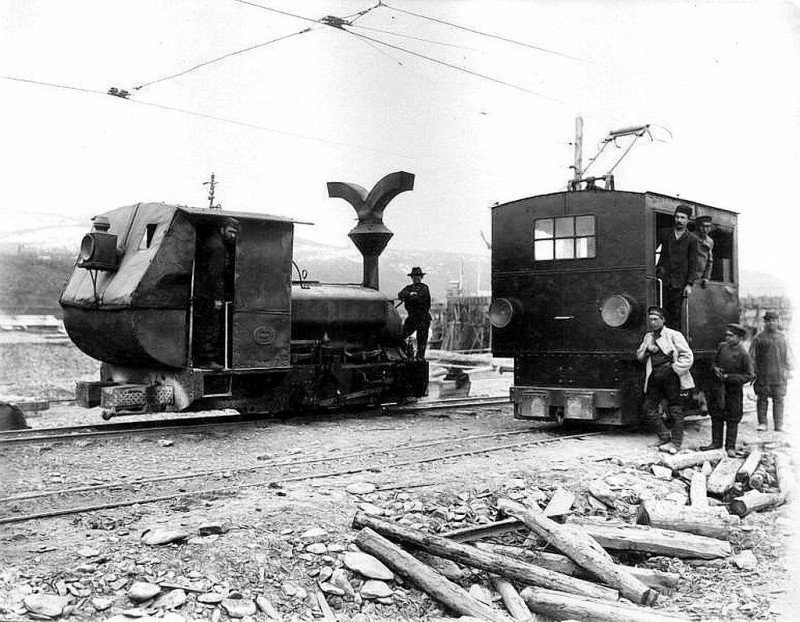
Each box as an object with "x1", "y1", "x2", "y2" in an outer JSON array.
[
  {"x1": 656, "y1": 204, "x2": 701, "y2": 330},
  {"x1": 397, "y1": 267, "x2": 432, "y2": 359}
]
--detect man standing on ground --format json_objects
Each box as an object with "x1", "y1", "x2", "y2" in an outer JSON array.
[
  {"x1": 656, "y1": 204, "x2": 701, "y2": 330},
  {"x1": 636, "y1": 306, "x2": 695, "y2": 454},
  {"x1": 694, "y1": 215, "x2": 714, "y2": 287},
  {"x1": 750, "y1": 311, "x2": 791, "y2": 431},
  {"x1": 397, "y1": 267, "x2": 432, "y2": 359},
  {"x1": 701, "y1": 324, "x2": 755, "y2": 456}
]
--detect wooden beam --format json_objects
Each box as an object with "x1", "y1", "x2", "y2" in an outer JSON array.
[
  {"x1": 355, "y1": 528, "x2": 511, "y2": 622},
  {"x1": 736, "y1": 448, "x2": 763, "y2": 483},
  {"x1": 661, "y1": 449, "x2": 725, "y2": 471},
  {"x1": 497, "y1": 499, "x2": 655, "y2": 606},
  {"x1": 729, "y1": 490, "x2": 785, "y2": 517},
  {"x1": 352, "y1": 513, "x2": 617, "y2": 601},
  {"x1": 689, "y1": 472, "x2": 708, "y2": 508},
  {"x1": 707, "y1": 456, "x2": 743, "y2": 496},
  {"x1": 566, "y1": 517, "x2": 731, "y2": 559},
  {"x1": 636, "y1": 500, "x2": 737, "y2": 540}
]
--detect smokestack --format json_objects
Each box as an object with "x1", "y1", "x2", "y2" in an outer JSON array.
[{"x1": 327, "y1": 171, "x2": 415, "y2": 290}]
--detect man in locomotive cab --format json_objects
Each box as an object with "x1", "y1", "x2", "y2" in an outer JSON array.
[
  {"x1": 193, "y1": 216, "x2": 240, "y2": 369},
  {"x1": 636, "y1": 306, "x2": 695, "y2": 455},
  {"x1": 693, "y1": 215, "x2": 714, "y2": 288},
  {"x1": 656, "y1": 204, "x2": 701, "y2": 330},
  {"x1": 398, "y1": 267, "x2": 432, "y2": 359}
]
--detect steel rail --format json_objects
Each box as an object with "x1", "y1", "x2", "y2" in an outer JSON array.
[
  {"x1": 0, "y1": 430, "x2": 604, "y2": 525},
  {"x1": 1, "y1": 419, "x2": 539, "y2": 504},
  {"x1": 0, "y1": 396, "x2": 510, "y2": 445}
]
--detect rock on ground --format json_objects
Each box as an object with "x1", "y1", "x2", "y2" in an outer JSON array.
[
  {"x1": 23, "y1": 594, "x2": 70, "y2": 618},
  {"x1": 343, "y1": 551, "x2": 394, "y2": 580}
]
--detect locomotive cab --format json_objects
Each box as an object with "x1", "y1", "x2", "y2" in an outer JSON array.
[{"x1": 491, "y1": 190, "x2": 738, "y2": 425}]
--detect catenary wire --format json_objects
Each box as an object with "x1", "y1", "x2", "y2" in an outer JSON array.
[
  {"x1": 0, "y1": 74, "x2": 412, "y2": 157},
  {"x1": 348, "y1": 23, "x2": 479, "y2": 50},
  {"x1": 133, "y1": 27, "x2": 314, "y2": 91},
  {"x1": 380, "y1": 1, "x2": 587, "y2": 64},
  {"x1": 344, "y1": 29, "x2": 562, "y2": 101},
  {"x1": 343, "y1": 29, "x2": 403, "y2": 65}
]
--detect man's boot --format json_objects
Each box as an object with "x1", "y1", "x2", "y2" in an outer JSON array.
[
  {"x1": 724, "y1": 421, "x2": 739, "y2": 457},
  {"x1": 701, "y1": 418, "x2": 724, "y2": 451},
  {"x1": 773, "y1": 398, "x2": 785, "y2": 432},
  {"x1": 756, "y1": 395, "x2": 769, "y2": 429}
]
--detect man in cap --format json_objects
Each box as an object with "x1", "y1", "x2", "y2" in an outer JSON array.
[
  {"x1": 397, "y1": 267, "x2": 432, "y2": 359},
  {"x1": 694, "y1": 215, "x2": 714, "y2": 287},
  {"x1": 193, "y1": 216, "x2": 240, "y2": 369},
  {"x1": 636, "y1": 306, "x2": 695, "y2": 454},
  {"x1": 750, "y1": 311, "x2": 792, "y2": 431},
  {"x1": 656, "y1": 204, "x2": 701, "y2": 330},
  {"x1": 701, "y1": 324, "x2": 754, "y2": 456}
]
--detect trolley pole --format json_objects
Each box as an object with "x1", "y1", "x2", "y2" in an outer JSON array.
[{"x1": 572, "y1": 115, "x2": 583, "y2": 184}]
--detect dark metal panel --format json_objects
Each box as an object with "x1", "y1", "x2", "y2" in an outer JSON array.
[
  {"x1": 686, "y1": 282, "x2": 739, "y2": 354},
  {"x1": 231, "y1": 220, "x2": 293, "y2": 369}
]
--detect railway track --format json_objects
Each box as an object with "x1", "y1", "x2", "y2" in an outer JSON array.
[
  {"x1": 0, "y1": 395, "x2": 509, "y2": 445},
  {"x1": 0, "y1": 423, "x2": 607, "y2": 525}
]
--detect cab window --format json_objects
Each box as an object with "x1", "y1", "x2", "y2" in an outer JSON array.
[{"x1": 533, "y1": 215, "x2": 596, "y2": 261}]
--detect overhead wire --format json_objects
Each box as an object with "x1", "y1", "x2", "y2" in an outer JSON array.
[
  {"x1": 348, "y1": 23, "x2": 479, "y2": 50},
  {"x1": 133, "y1": 27, "x2": 315, "y2": 91},
  {"x1": 0, "y1": 74, "x2": 411, "y2": 157},
  {"x1": 343, "y1": 29, "x2": 562, "y2": 101},
  {"x1": 380, "y1": 1, "x2": 588, "y2": 64}
]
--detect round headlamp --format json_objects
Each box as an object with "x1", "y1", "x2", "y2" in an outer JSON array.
[
  {"x1": 489, "y1": 297, "x2": 515, "y2": 328},
  {"x1": 601, "y1": 294, "x2": 634, "y2": 328}
]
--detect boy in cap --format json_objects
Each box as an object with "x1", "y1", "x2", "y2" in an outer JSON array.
[
  {"x1": 702, "y1": 324, "x2": 754, "y2": 456},
  {"x1": 750, "y1": 311, "x2": 792, "y2": 431},
  {"x1": 694, "y1": 215, "x2": 714, "y2": 287},
  {"x1": 636, "y1": 306, "x2": 695, "y2": 454},
  {"x1": 656, "y1": 204, "x2": 701, "y2": 330},
  {"x1": 398, "y1": 267, "x2": 432, "y2": 359}
]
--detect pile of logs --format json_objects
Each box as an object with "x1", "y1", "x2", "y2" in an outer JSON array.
[{"x1": 343, "y1": 445, "x2": 795, "y2": 621}]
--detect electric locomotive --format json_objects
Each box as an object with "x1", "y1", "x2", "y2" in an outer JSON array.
[
  {"x1": 490, "y1": 187, "x2": 738, "y2": 425},
  {"x1": 60, "y1": 172, "x2": 428, "y2": 419}
]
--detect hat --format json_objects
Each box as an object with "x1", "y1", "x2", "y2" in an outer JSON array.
[
  {"x1": 221, "y1": 216, "x2": 241, "y2": 230},
  {"x1": 674, "y1": 204, "x2": 693, "y2": 217},
  {"x1": 647, "y1": 306, "x2": 665, "y2": 319},
  {"x1": 764, "y1": 311, "x2": 779, "y2": 321},
  {"x1": 695, "y1": 215, "x2": 712, "y2": 225},
  {"x1": 726, "y1": 323, "x2": 747, "y2": 338},
  {"x1": 408, "y1": 267, "x2": 426, "y2": 277}
]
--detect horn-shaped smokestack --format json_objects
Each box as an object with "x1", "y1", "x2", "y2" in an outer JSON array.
[{"x1": 327, "y1": 171, "x2": 415, "y2": 290}]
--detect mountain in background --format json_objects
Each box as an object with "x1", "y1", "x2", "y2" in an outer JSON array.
[{"x1": 0, "y1": 213, "x2": 786, "y2": 315}]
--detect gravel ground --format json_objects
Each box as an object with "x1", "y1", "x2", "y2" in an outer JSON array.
[{"x1": 1, "y1": 343, "x2": 798, "y2": 621}]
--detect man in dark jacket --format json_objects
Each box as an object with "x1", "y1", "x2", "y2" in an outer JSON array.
[
  {"x1": 398, "y1": 267, "x2": 432, "y2": 359},
  {"x1": 194, "y1": 217, "x2": 239, "y2": 368},
  {"x1": 694, "y1": 215, "x2": 714, "y2": 287},
  {"x1": 701, "y1": 324, "x2": 755, "y2": 456},
  {"x1": 750, "y1": 311, "x2": 792, "y2": 431},
  {"x1": 656, "y1": 204, "x2": 701, "y2": 330}
]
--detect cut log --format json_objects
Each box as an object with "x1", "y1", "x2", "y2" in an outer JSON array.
[
  {"x1": 354, "y1": 528, "x2": 511, "y2": 622},
  {"x1": 565, "y1": 517, "x2": 731, "y2": 559},
  {"x1": 544, "y1": 488, "x2": 575, "y2": 520},
  {"x1": 352, "y1": 513, "x2": 617, "y2": 601},
  {"x1": 661, "y1": 449, "x2": 725, "y2": 471},
  {"x1": 706, "y1": 456, "x2": 743, "y2": 496},
  {"x1": 689, "y1": 471, "x2": 708, "y2": 508},
  {"x1": 774, "y1": 452, "x2": 796, "y2": 503},
  {"x1": 477, "y1": 543, "x2": 679, "y2": 592},
  {"x1": 491, "y1": 577, "x2": 534, "y2": 621},
  {"x1": 636, "y1": 500, "x2": 738, "y2": 540},
  {"x1": 729, "y1": 490, "x2": 786, "y2": 517},
  {"x1": 496, "y1": 499, "x2": 655, "y2": 606},
  {"x1": 736, "y1": 448, "x2": 763, "y2": 483},
  {"x1": 749, "y1": 465, "x2": 769, "y2": 491},
  {"x1": 521, "y1": 587, "x2": 691, "y2": 622}
]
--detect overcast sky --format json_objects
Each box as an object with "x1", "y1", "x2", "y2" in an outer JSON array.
[{"x1": 2, "y1": 1, "x2": 799, "y2": 287}]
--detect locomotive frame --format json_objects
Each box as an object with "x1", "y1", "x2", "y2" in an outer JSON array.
[{"x1": 490, "y1": 189, "x2": 739, "y2": 425}]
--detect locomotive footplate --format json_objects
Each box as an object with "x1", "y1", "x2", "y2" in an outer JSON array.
[{"x1": 510, "y1": 386, "x2": 620, "y2": 422}]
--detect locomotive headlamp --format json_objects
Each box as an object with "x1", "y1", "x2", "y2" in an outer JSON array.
[
  {"x1": 601, "y1": 294, "x2": 634, "y2": 328},
  {"x1": 489, "y1": 297, "x2": 516, "y2": 328},
  {"x1": 78, "y1": 217, "x2": 119, "y2": 272}
]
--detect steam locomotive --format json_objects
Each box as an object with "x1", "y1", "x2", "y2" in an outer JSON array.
[
  {"x1": 490, "y1": 187, "x2": 739, "y2": 425},
  {"x1": 60, "y1": 172, "x2": 428, "y2": 419}
]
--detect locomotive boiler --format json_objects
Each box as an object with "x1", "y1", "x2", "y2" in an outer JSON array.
[
  {"x1": 60, "y1": 172, "x2": 428, "y2": 419},
  {"x1": 490, "y1": 188, "x2": 739, "y2": 425}
]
